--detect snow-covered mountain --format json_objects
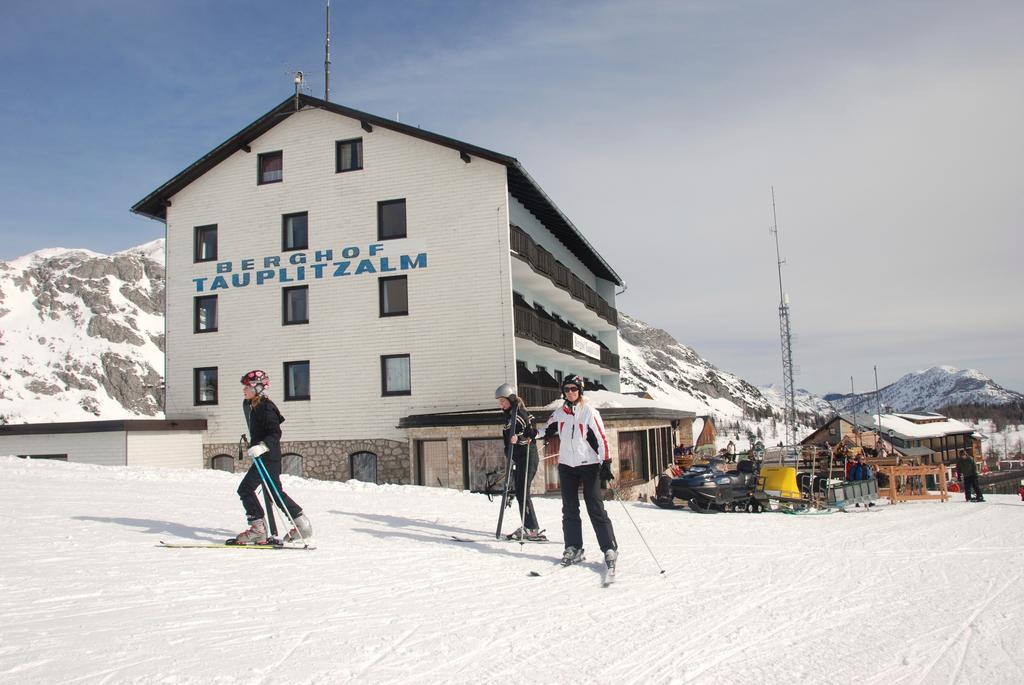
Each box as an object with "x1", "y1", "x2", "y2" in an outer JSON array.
[
  {"x1": 825, "y1": 366, "x2": 1024, "y2": 414},
  {"x1": 0, "y1": 240, "x2": 165, "y2": 423},
  {"x1": 616, "y1": 313, "x2": 829, "y2": 425}
]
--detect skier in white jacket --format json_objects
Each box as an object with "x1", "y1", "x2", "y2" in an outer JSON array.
[{"x1": 542, "y1": 375, "x2": 617, "y2": 569}]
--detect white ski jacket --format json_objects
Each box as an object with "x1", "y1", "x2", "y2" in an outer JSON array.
[{"x1": 542, "y1": 399, "x2": 610, "y2": 468}]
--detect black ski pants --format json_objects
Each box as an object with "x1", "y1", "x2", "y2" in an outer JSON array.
[
  {"x1": 962, "y1": 475, "x2": 984, "y2": 502},
  {"x1": 512, "y1": 446, "x2": 540, "y2": 531},
  {"x1": 238, "y1": 456, "x2": 302, "y2": 522},
  {"x1": 559, "y1": 463, "x2": 616, "y2": 553}
]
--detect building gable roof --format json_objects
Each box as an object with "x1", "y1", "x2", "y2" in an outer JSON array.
[{"x1": 131, "y1": 94, "x2": 622, "y2": 285}]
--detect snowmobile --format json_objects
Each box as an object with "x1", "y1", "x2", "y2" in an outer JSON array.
[{"x1": 663, "y1": 459, "x2": 770, "y2": 513}]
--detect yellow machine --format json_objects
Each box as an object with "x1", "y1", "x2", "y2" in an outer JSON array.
[{"x1": 759, "y1": 466, "x2": 801, "y2": 501}]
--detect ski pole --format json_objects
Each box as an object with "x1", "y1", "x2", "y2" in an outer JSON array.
[
  {"x1": 262, "y1": 485, "x2": 278, "y2": 538},
  {"x1": 516, "y1": 444, "x2": 531, "y2": 546},
  {"x1": 514, "y1": 402, "x2": 533, "y2": 546},
  {"x1": 494, "y1": 445, "x2": 514, "y2": 539},
  {"x1": 610, "y1": 485, "x2": 666, "y2": 575},
  {"x1": 495, "y1": 400, "x2": 518, "y2": 539},
  {"x1": 241, "y1": 434, "x2": 277, "y2": 538},
  {"x1": 253, "y1": 455, "x2": 306, "y2": 544}
]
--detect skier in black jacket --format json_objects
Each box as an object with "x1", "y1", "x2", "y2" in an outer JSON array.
[
  {"x1": 955, "y1": 450, "x2": 985, "y2": 502},
  {"x1": 495, "y1": 383, "x2": 544, "y2": 541},
  {"x1": 234, "y1": 370, "x2": 313, "y2": 544}
]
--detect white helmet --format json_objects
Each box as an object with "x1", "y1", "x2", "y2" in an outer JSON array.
[{"x1": 494, "y1": 383, "x2": 517, "y2": 400}]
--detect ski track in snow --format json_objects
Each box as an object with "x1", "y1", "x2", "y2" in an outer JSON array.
[{"x1": 2, "y1": 457, "x2": 1024, "y2": 684}]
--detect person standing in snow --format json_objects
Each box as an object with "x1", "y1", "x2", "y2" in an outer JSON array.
[
  {"x1": 954, "y1": 449, "x2": 985, "y2": 503},
  {"x1": 495, "y1": 383, "x2": 544, "y2": 541},
  {"x1": 233, "y1": 370, "x2": 313, "y2": 544},
  {"x1": 542, "y1": 375, "x2": 617, "y2": 569}
]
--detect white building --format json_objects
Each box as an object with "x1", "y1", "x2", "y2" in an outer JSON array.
[
  {"x1": 133, "y1": 94, "x2": 686, "y2": 489},
  {"x1": 0, "y1": 419, "x2": 205, "y2": 469}
]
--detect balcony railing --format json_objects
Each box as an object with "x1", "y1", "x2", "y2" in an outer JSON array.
[
  {"x1": 518, "y1": 383, "x2": 561, "y2": 408},
  {"x1": 510, "y1": 225, "x2": 617, "y2": 327},
  {"x1": 513, "y1": 302, "x2": 620, "y2": 372}
]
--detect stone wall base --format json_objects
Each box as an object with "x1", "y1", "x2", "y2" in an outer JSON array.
[{"x1": 203, "y1": 439, "x2": 411, "y2": 485}]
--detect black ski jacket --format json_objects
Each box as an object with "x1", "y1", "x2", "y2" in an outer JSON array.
[
  {"x1": 502, "y1": 403, "x2": 537, "y2": 459},
  {"x1": 243, "y1": 398, "x2": 285, "y2": 459},
  {"x1": 955, "y1": 455, "x2": 977, "y2": 478}
]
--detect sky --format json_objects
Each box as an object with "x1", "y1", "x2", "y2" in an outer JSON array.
[{"x1": 0, "y1": 0, "x2": 1021, "y2": 396}]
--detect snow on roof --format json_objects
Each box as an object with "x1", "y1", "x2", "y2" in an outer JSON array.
[{"x1": 875, "y1": 413, "x2": 974, "y2": 439}]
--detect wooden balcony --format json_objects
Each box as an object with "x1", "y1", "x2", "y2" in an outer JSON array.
[
  {"x1": 513, "y1": 302, "x2": 619, "y2": 372},
  {"x1": 510, "y1": 225, "x2": 617, "y2": 327}
]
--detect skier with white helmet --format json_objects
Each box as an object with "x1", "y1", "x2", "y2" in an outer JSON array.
[
  {"x1": 234, "y1": 370, "x2": 313, "y2": 544},
  {"x1": 542, "y1": 375, "x2": 617, "y2": 570},
  {"x1": 495, "y1": 383, "x2": 544, "y2": 541}
]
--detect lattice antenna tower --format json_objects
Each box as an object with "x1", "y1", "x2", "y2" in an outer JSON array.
[{"x1": 770, "y1": 187, "x2": 798, "y2": 447}]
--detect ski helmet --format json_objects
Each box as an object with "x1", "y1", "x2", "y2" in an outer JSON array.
[
  {"x1": 495, "y1": 383, "x2": 517, "y2": 400},
  {"x1": 561, "y1": 374, "x2": 585, "y2": 395},
  {"x1": 241, "y1": 369, "x2": 270, "y2": 394}
]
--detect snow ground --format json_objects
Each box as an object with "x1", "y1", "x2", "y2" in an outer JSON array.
[{"x1": 1, "y1": 457, "x2": 1023, "y2": 684}]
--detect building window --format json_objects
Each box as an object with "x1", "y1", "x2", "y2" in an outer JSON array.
[
  {"x1": 381, "y1": 354, "x2": 411, "y2": 395},
  {"x1": 194, "y1": 367, "x2": 218, "y2": 406},
  {"x1": 618, "y1": 430, "x2": 647, "y2": 481},
  {"x1": 283, "y1": 361, "x2": 310, "y2": 401},
  {"x1": 211, "y1": 454, "x2": 234, "y2": 473},
  {"x1": 336, "y1": 138, "x2": 363, "y2": 172},
  {"x1": 417, "y1": 440, "x2": 449, "y2": 488},
  {"x1": 350, "y1": 451, "x2": 378, "y2": 483},
  {"x1": 194, "y1": 225, "x2": 217, "y2": 262},
  {"x1": 194, "y1": 295, "x2": 218, "y2": 333},
  {"x1": 554, "y1": 370, "x2": 563, "y2": 384},
  {"x1": 282, "y1": 453, "x2": 304, "y2": 477},
  {"x1": 258, "y1": 150, "x2": 283, "y2": 184},
  {"x1": 16, "y1": 454, "x2": 68, "y2": 461},
  {"x1": 377, "y1": 199, "x2": 407, "y2": 240},
  {"x1": 282, "y1": 286, "x2": 309, "y2": 325},
  {"x1": 379, "y1": 276, "x2": 408, "y2": 316},
  {"x1": 282, "y1": 212, "x2": 308, "y2": 251}
]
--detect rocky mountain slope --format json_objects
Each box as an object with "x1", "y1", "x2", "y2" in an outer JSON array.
[
  {"x1": 616, "y1": 313, "x2": 830, "y2": 425},
  {"x1": 0, "y1": 240, "x2": 165, "y2": 423}
]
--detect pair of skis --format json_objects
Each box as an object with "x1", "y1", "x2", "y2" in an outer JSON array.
[
  {"x1": 449, "y1": 531, "x2": 552, "y2": 544},
  {"x1": 158, "y1": 540, "x2": 315, "y2": 551}
]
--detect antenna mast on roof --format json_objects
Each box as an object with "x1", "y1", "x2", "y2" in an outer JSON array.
[
  {"x1": 293, "y1": 71, "x2": 304, "y2": 111},
  {"x1": 770, "y1": 187, "x2": 798, "y2": 448},
  {"x1": 324, "y1": 0, "x2": 331, "y2": 101}
]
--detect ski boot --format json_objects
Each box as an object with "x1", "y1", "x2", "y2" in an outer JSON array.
[
  {"x1": 560, "y1": 546, "x2": 585, "y2": 566},
  {"x1": 283, "y1": 514, "x2": 313, "y2": 543},
  {"x1": 507, "y1": 527, "x2": 548, "y2": 542},
  {"x1": 602, "y1": 548, "x2": 618, "y2": 586},
  {"x1": 232, "y1": 519, "x2": 267, "y2": 545}
]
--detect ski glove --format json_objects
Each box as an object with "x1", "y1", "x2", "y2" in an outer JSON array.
[
  {"x1": 600, "y1": 460, "x2": 614, "y2": 482},
  {"x1": 246, "y1": 443, "x2": 269, "y2": 459}
]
